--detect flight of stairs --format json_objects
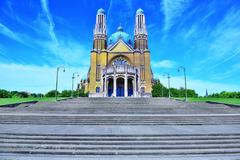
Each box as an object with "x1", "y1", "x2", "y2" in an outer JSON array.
[
  {"x1": 0, "y1": 133, "x2": 240, "y2": 156},
  {"x1": 0, "y1": 114, "x2": 240, "y2": 125},
  {"x1": 0, "y1": 98, "x2": 240, "y2": 159}
]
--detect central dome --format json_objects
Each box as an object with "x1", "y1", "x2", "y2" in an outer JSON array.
[{"x1": 108, "y1": 26, "x2": 132, "y2": 46}]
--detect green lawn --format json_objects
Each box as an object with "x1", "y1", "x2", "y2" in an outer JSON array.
[
  {"x1": 0, "y1": 97, "x2": 68, "y2": 106},
  {"x1": 176, "y1": 97, "x2": 240, "y2": 106}
]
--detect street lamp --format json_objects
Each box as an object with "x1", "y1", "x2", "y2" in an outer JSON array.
[
  {"x1": 55, "y1": 66, "x2": 65, "y2": 101},
  {"x1": 178, "y1": 66, "x2": 187, "y2": 102},
  {"x1": 71, "y1": 72, "x2": 79, "y2": 98},
  {"x1": 163, "y1": 73, "x2": 171, "y2": 98}
]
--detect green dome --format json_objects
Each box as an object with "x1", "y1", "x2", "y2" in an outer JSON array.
[{"x1": 108, "y1": 26, "x2": 132, "y2": 46}]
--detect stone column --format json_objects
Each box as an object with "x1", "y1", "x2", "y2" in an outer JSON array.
[
  {"x1": 113, "y1": 72, "x2": 116, "y2": 97},
  {"x1": 104, "y1": 77, "x2": 107, "y2": 97},
  {"x1": 134, "y1": 75, "x2": 137, "y2": 97},
  {"x1": 124, "y1": 73, "x2": 128, "y2": 97}
]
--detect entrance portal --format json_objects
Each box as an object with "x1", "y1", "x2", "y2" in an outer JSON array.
[
  {"x1": 117, "y1": 78, "x2": 124, "y2": 97},
  {"x1": 128, "y1": 78, "x2": 133, "y2": 96},
  {"x1": 108, "y1": 78, "x2": 113, "y2": 97}
]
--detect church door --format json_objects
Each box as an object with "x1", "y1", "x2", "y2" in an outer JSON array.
[
  {"x1": 117, "y1": 78, "x2": 124, "y2": 97},
  {"x1": 128, "y1": 78, "x2": 133, "y2": 96},
  {"x1": 108, "y1": 78, "x2": 113, "y2": 97}
]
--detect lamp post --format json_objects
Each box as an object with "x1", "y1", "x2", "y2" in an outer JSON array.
[
  {"x1": 55, "y1": 66, "x2": 65, "y2": 101},
  {"x1": 178, "y1": 66, "x2": 187, "y2": 102},
  {"x1": 71, "y1": 72, "x2": 79, "y2": 98},
  {"x1": 163, "y1": 73, "x2": 171, "y2": 98}
]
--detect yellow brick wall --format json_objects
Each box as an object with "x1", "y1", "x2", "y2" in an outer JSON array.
[
  {"x1": 89, "y1": 51, "x2": 97, "y2": 93},
  {"x1": 144, "y1": 51, "x2": 152, "y2": 93},
  {"x1": 87, "y1": 41, "x2": 152, "y2": 95}
]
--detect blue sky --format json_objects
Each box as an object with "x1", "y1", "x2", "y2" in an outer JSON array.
[{"x1": 0, "y1": 0, "x2": 240, "y2": 95}]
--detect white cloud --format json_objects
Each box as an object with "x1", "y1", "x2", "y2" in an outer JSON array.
[
  {"x1": 191, "y1": 8, "x2": 240, "y2": 70},
  {"x1": 106, "y1": 0, "x2": 133, "y2": 33},
  {"x1": 0, "y1": 23, "x2": 31, "y2": 47},
  {"x1": 0, "y1": 63, "x2": 88, "y2": 94},
  {"x1": 0, "y1": 11, "x2": 89, "y2": 66},
  {"x1": 152, "y1": 60, "x2": 176, "y2": 69},
  {"x1": 161, "y1": 0, "x2": 192, "y2": 31},
  {"x1": 40, "y1": 0, "x2": 58, "y2": 43}
]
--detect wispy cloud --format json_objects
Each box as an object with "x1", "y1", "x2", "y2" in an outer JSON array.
[
  {"x1": 106, "y1": 0, "x2": 133, "y2": 33},
  {"x1": 0, "y1": 23, "x2": 23, "y2": 44},
  {"x1": 152, "y1": 60, "x2": 176, "y2": 69},
  {"x1": 40, "y1": 0, "x2": 58, "y2": 43},
  {"x1": 196, "y1": 7, "x2": 240, "y2": 73},
  {"x1": 161, "y1": 0, "x2": 192, "y2": 31}
]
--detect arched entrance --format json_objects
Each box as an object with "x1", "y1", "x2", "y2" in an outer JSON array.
[
  {"x1": 128, "y1": 78, "x2": 133, "y2": 96},
  {"x1": 117, "y1": 78, "x2": 124, "y2": 97},
  {"x1": 108, "y1": 78, "x2": 113, "y2": 97}
]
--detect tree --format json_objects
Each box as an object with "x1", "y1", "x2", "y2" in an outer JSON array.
[
  {"x1": 30, "y1": 93, "x2": 38, "y2": 98},
  {"x1": 36, "y1": 93, "x2": 44, "y2": 98},
  {"x1": 45, "y1": 90, "x2": 59, "y2": 97},
  {"x1": 208, "y1": 91, "x2": 240, "y2": 98},
  {"x1": 60, "y1": 90, "x2": 72, "y2": 97},
  {"x1": 10, "y1": 91, "x2": 19, "y2": 97},
  {"x1": 151, "y1": 82, "x2": 198, "y2": 98},
  {"x1": 187, "y1": 89, "x2": 198, "y2": 97},
  {"x1": 76, "y1": 89, "x2": 88, "y2": 97},
  {"x1": 152, "y1": 82, "x2": 162, "y2": 97},
  {"x1": 0, "y1": 89, "x2": 11, "y2": 98},
  {"x1": 17, "y1": 91, "x2": 29, "y2": 98}
]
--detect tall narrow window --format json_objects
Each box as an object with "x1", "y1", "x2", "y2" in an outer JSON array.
[
  {"x1": 140, "y1": 65, "x2": 145, "y2": 81},
  {"x1": 96, "y1": 87, "x2": 100, "y2": 93},
  {"x1": 96, "y1": 65, "x2": 101, "y2": 81}
]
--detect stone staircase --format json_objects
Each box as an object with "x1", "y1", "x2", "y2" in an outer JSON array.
[
  {"x1": 0, "y1": 133, "x2": 240, "y2": 156},
  {"x1": 0, "y1": 98, "x2": 240, "y2": 159},
  {"x1": 1, "y1": 97, "x2": 239, "y2": 114},
  {"x1": 0, "y1": 114, "x2": 240, "y2": 125}
]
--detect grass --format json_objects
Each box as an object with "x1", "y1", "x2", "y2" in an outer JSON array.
[
  {"x1": 175, "y1": 97, "x2": 240, "y2": 106},
  {"x1": 0, "y1": 97, "x2": 69, "y2": 106}
]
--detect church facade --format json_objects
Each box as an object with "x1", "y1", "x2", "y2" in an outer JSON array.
[{"x1": 84, "y1": 8, "x2": 153, "y2": 97}]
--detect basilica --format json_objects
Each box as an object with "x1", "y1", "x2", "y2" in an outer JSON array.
[{"x1": 83, "y1": 8, "x2": 153, "y2": 97}]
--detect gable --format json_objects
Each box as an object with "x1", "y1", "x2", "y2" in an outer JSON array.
[{"x1": 108, "y1": 40, "x2": 133, "y2": 52}]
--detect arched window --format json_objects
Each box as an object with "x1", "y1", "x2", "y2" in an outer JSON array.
[
  {"x1": 96, "y1": 87, "x2": 100, "y2": 93},
  {"x1": 113, "y1": 57, "x2": 128, "y2": 65}
]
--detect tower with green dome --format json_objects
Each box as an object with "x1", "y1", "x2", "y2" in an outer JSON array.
[{"x1": 84, "y1": 8, "x2": 153, "y2": 97}]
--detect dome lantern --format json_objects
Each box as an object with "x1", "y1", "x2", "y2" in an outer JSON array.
[
  {"x1": 136, "y1": 8, "x2": 144, "y2": 14},
  {"x1": 97, "y1": 8, "x2": 105, "y2": 14}
]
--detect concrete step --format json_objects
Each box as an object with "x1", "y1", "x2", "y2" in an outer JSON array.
[
  {"x1": 1, "y1": 115, "x2": 240, "y2": 125},
  {"x1": 0, "y1": 133, "x2": 240, "y2": 156},
  {"x1": 1, "y1": 147, "x2": 240, "y2": 155}
]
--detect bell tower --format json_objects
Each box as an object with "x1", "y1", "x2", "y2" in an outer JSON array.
[
  {"x1": 93, "y1": 8, "x2": 107, "y2": 50},
  {"x1": 134, "y1": 8, "x2": 148, "y2": 51}
]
